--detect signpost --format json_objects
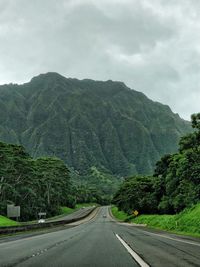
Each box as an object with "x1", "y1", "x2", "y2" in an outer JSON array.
[
  {"x1": 38, "y1": 212, "x2": 46, "y2": 219},
  {"x1": 7, "y1": 204, "x2": 20, "y2": 220},
  {"x1": 133, "y1": 210, "x2": 139, "y2": 216}
]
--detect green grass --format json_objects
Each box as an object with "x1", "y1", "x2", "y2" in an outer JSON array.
[
  {"x1": 111, "y1": 206, "x2": 131, "y2": 221},
  {"x1": 75, "y1": 203, "x2": 97, "y2": 209},
  {"x1": 60, "y1": 206, "x2": 74, "y2": 215},
  {"x1": 0, "y1": 215, "x2": 20, "y2": 227},
  {"x1": 60, "y1": 203, "x2": 97, "y2": 216},
  {"x1": 112, "y1": 204, "x2": 200, "y2": 238}
]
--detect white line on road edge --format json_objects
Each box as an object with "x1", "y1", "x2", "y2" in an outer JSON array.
[
  {"x1": 115, "y1": 234, "x2": 150, "y2": 267},
  {"x1": 140, "y1": 230, "x2": 200, "y2": 247},
  {"x1": 118, "y1": 222, "x2": 200, "y2": 247}
]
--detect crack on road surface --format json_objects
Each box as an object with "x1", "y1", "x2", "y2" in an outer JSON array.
[
  {"x1": 2, "y1": 207, "x2": 199, "y2": 267},
  {"x1": 121, "y1": 228, "x2": 200, "y2": 265},
  {"x1": 0, "y1": 225, "x2": 76, "y2": 244},
  {"x1": 151, "y1": 238, "x2": 200, "y2": 261},
  {"x1": 139, "y1": 230, "x2": 200, "y2": 247},
  {"x1": 1, "y1": 232, "x2": 83, "y2": 267},
  {"x1": 181, "y1": 258, "x2": 200, "y2": 267}
]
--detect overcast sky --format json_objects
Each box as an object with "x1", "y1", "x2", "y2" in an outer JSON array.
[{"x1": 0, "y1": 0, "x2": 199, "y2": 119}]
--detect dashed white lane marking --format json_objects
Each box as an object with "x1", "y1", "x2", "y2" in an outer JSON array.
[{"x1": 116, "y1": 234, "x2": 149, "y2": 267}]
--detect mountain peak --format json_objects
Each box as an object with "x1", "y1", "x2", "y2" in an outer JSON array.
[
  {"x1": 0, "y1": 73, "x2": 192, "y2": 176},
  {"x1": 30, "y1": 72, "x2": 67, "y2": 83}
]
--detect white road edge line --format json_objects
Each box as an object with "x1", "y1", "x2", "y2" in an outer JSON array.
[
  {"x1": 139, "y1": 230, "x2": 200, "y2": 247},
  {"x1": 118, "y1": 223, "x2": 200, "y2": 247},
  {"x1": 115, "y1": 234, "x2": 150, "y2": 267}
]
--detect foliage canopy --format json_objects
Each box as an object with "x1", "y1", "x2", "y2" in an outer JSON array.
[
  {"x1": 0, "y1": 142, "x2": 73, "y2": 220},
  {"x1": 113, "y1": 113, "x2": 200, "y2": 215}
]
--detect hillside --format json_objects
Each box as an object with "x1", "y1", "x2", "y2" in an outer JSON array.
[
  {"x1": 112, "y1": 203, "x2": 200, "y2": 237},
  {"x1": 0, "y1": 215, "x2": 19, "y2": 227},
  {"x1": 0, "y1": 72, "x2": 191, "y2": 176}
]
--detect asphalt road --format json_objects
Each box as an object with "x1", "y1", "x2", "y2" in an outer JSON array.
[{"x1": 0, "y1": 206, "x2": 200, "y2": 267}]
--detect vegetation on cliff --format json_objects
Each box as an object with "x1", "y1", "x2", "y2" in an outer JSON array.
[{"x1": 0, "y1": 72, "x2": 191, "y2": 176}]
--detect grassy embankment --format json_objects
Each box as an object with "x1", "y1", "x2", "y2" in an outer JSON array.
[
  {"x1": 59, "y1": 203, "x2": 97, "y2": 216},
  {"x1": 75, "y1": 203, "x2": 97, "y2": 209},
  {"x1": 111, "y1": 204, "x2": 200, "y2": 238},
  {"x1": 111, "y1": 206, "x2": 132, "y2": 221},
  {"x1": 0, "y1": 215, "x2": 20, "y2": 227}
]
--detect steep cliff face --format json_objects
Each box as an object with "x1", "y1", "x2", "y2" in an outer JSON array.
[{"x1": 0, "y1": 72, "x2": 191, "y2": 175}]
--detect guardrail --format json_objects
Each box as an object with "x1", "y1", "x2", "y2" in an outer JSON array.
[{"x1": 0, "y1": 207, "x2": 96, "y2": 235}]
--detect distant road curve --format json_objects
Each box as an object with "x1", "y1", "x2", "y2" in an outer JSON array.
[{"x1": 46, "y1": 206, "x2": 95, "y2": 222}]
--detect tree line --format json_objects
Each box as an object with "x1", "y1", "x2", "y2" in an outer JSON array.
[
  {"x1": 113, "y1": 113, "x2": 200, "y2": 215},
  {"x1": 72, "y1": 166, "x2": 121, "y2": 205},
  {"x1": 0, "y1": 142, "x2": 116, "y2": 221},
  {"x1": 0, "y1": 142, "x2": 74, "y2": 220}
]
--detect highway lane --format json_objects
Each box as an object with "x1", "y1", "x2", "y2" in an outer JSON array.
[
  {"x1": 0, "y1": 206, "x2": 200, "y2": 267},
  {"x1": 0, "y1": 207, "x2": 137, "y2": 267},
  {"x1": 113, "y1": 223, "x2": 200, "y2": 267}
]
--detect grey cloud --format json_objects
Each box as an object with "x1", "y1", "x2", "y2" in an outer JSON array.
[
  {"x1": 63, "y1": 1, "x2": 177, "y2": 54},
  {"x1": 0, "y1": 0, "x2": 199, "y2": 119}
]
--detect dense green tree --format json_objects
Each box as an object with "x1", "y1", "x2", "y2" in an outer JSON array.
[
  {"x1": 155, "y1": 113, "x2": 200, "y2": 213},
  {"x1": 113, "y1": 175, "x2": 158, "y2": 214},
  {"x1": 0, "y1": 142, "x2": 73, "y2": 220},
  {"x1": 35, "y1": 158, "x2": 71, "y2": 204},
  {"x1": 72, "y1": 166, "x2": 121, "y2": 205},
  {"x1": 191, "y1": 113, "x2": 200, "y2": 129},
  {"x1": 114, "y1": 113, "x2": 200, "y2": 215}
]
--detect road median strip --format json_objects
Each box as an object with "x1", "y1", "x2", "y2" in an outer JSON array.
[{"x1": 0, "y1": 207, "x2": 96, "y2": 235}]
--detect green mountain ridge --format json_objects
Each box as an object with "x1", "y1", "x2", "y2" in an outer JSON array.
[{"x1": 0, "y1": 72, "x2": 191, "y2": 176}]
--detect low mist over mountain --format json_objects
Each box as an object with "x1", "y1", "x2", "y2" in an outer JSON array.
[{"x1": 0, "y1": 72, "x2": 191, "y2": 176}]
